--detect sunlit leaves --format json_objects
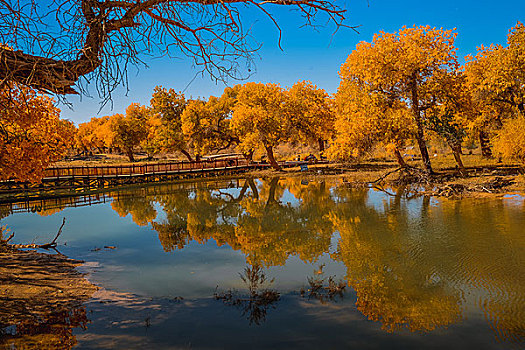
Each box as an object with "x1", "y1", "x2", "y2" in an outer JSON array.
[
  {"x1": 231, "y1": 82, "x2": 287, "y2": 169},
  {"x1": 285, "y1": 81, "x2": 335, "y2": 151},
  {"x1": 335, "y1": 26, "x2": 460, "y2": 171},
  {"x1": 110, "y1": 104, "x2": 149, "y2": 162},
  {"x1": 0, "y1": 84, "x2": 75, "y2": 182}
]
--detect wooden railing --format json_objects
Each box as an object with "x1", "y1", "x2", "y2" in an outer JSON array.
[{"x1": 43, "y1": 157, "x2": 249, "y2": 179}]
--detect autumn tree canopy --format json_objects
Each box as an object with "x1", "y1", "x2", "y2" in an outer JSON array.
[
  {"x1": 332, "y1": 77, "x2": 414, "y2": 166},
  {"x1": 110, "y1": 103, "x2": 149, "y2": 162},
  {"x1": 338, "y1": 26, "x2": 459, "y2": 173},
  {"x1": 464, "y1": 22, "x2": 525, "y2": 158},
  {"x1": 181, "y1": 90, "x2": 238, "y2": 160},
  {"x1": 231, "y1": 82, "x2": 287, "y2": 170},
  {"x1": 0, "y1": 84, "x2": 75, "y2": 182},
  {"x1": 285, "y1": 80, "x2": 335, "y2": 152},
  {"x1": 0, "y1": 0, "x2": 348, "y2": 99}
]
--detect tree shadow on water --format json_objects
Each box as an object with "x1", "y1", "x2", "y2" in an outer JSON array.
[{"x1": 214, "y1": 264, "x2": 280, "y2": 326}]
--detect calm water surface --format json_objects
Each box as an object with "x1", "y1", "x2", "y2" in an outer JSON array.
[{"x1": 1, "y1": 176, "x2": 524, "y2": 349}]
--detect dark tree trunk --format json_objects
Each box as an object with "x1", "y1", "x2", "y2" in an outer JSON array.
[
  {"x1": 393, "y1": 148, "x2": 408, "y2": 168},
  {"x1": 318, "y1": 138, "x2": 325, "y2": 152},
  {"x1": 479, "y1": 130, "x2": 492, "y2": 158},
  {"x1": 265, "y1": 145, "x2": 282, "y2": 171},
  {"x1": 243, "y1": 150, "x2": 254, "y2": 163},
  {"x1": 265, "y1": 177, "x2": 280, "y2": 207},
  {"x1": 450, "y1": 142, "x2": 466, "y2": 176},
  {"x1": 125, "y1": 148, "x2": 135, "y2": 162},
  {"x1": 410, "y1": 76, "x2": 433, "y2": 174},
  {"x1": 180, "y1": 149, "x2": 193, "y2": 162},
  {"x1": 246, "y1": 178, "x2": 259, "y2": 199}
]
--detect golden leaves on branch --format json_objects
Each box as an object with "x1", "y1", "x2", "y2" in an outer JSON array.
[{"x1": 0, "y1": 84, "x2": 75, "y2": 182}]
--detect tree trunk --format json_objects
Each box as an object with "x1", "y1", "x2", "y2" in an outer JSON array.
[
  {"x1": 479, "y1": 130, "x2": 492, "y2": 158},
  {"x1": 450, "y1": 142, "x2": 466, "y2": 176},
  {"x1": 247, "y1": 178, "x2": 259, "y2": 199},
  {"x1": 265, "y1": 177, "x2": 280, "y2": 207},
  {"x1": 393, "y1": 148, "x2": 408, "y2": 168},
  {"x1": 243, "y1": 150, "x2": 254, "y2": 163},
  {"x1": 410, "y1": 76, "x2": 433, "y2": 174},
  {"x1": 126, "y1": 148, "x2": 135, "y2": 162},
  {"x1": 265, "y1": 145, "x2": 282, "y2": 171},
  {"x1": 180, "y1": 149, "x2": 193, "y2": 162},
  {"x1": 318, "y1": 138, "x2": 325, "y2": 153}
]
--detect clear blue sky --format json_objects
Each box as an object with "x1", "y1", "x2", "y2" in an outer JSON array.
[{"x1": 60, "y1": 0, "x2": 524, "y2": 124}]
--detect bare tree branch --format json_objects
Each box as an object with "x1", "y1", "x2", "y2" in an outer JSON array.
[{"x1": 0, "y1": 0, "x2": 350, "y2": 103}]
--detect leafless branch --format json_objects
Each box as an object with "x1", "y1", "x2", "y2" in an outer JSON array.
[{"x1": 0, "y1": 0, "x2": 351, "y2": 104}]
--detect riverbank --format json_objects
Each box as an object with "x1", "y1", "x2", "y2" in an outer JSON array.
[
  {"x1": 1, "y1": 153, "x2": 524, "y2": 205},
  {"x1": 0, "y1": 244, "x2": 97, "y2": 348},
  {"x1": 251, "y1": 155, "x2": 525, "y2": 198}
]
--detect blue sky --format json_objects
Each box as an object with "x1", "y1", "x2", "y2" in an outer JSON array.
[{"x1": 60, "y1": 0, "x2": 524, "y2": 124}]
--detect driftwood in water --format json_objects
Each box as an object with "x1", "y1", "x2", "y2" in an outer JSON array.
[{"x1": 3, "y1": 217, "x2": 66, "y2": 250}]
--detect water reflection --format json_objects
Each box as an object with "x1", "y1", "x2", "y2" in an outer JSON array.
[
  {"x1": 1, "y1": 177, "x2": 524, "y2": 345},
  {"x1": 214, "y1": 264, "x2": 280, "y2": 326},
  {"x1": 0, "y1": 249, "x2": 96, "y2": 349}
]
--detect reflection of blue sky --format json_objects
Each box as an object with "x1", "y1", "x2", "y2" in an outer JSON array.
[{"x1": 74, "y1": 294, "x2": 511, "y2": 350}]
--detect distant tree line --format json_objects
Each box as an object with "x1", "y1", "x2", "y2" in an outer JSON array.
[{"x1": 1, "y1": 22, "x2": 524, "y2": 182}]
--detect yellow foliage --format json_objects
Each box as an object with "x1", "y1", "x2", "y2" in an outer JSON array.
[
  {"x1": 333, "y1": 25, "x2": 459, "y2": 170},
  {"x1": 231, "y1": 82, "x2": 287, "y2": 168},
  {"x1": 181, "y1": 92, "x2": 235, "y2": 157},
  {"x1": 110, "y1": 103, "x2": 149, "y2": 161},
  {"x1": 285, "y1": 80, "x2": 335, "y2": 149},
  {"x1": 0, "y1": 84, "x2": 76, "y2": 182},
  {"x1": 464, "y1": 22, "x2": 525, "y2": 135},
  {"x1": 493, "y1": 116, "x2": 525, "y2": 162}
]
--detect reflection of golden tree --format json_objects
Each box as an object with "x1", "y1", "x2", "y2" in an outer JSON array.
[
  {"x1": 121, "y1": 177, "x2": 334, "y2": 266},
  {"x1": 110, "y1": 193, "x2": 157, "y2": 226},
  {"x1": 330, "y1": 187, "x2": 461, "y2": 332},
  {"x1": 436, "y1": 198, "x2": 525, "y2": 343},
  {"x1": 152, "y1": 187, "x2": 240, "y2": 252},
  {"x1": 2, "y1": 308, "x2": 89, "y2": 350},
  {"x1": 234, "y1": 177, "x2": 333, "y2": 266}
]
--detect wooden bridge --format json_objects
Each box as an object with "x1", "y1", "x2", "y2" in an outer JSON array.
[
  {"x1": 0, "y1": 158, "x2": 313, "y2": 203},
  {"x1": 0, "y1": 158, "x2": 260, "y2": 200}
]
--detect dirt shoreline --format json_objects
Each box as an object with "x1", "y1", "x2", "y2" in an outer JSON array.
[{"x1": 0, "y1": 246, "x2": 97, "y2": 348}]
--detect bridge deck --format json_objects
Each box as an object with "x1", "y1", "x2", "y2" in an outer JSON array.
[{"x1": 0, "y1": 158, "x2": 314, "y2": 202}]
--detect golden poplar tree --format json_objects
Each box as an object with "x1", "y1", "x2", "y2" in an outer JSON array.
[
  {"x1": 338, "y1": 26, "x2": 459, "y2": 173},
  {"x1": 465, "y1": 22, "x2": 525, "y2": 159},
  {"x1": 285, "y1": 81, "x2": 335, "y2": 152},
  {"x1": 110, "y1": 103, "x2": 149, "y2": 162},
  {"x1": 0, "y1": 84, "x2": 76, "y2": 182},
  {"x1": 231, "y1": 82, "x2": 287, "y2": 170}
]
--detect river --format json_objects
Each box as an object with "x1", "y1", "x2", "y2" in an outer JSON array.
[{"x1": 1, "y1": 176, "x2": 524, "y2": 349}]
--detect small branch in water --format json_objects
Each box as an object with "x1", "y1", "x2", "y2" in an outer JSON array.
[
  {"x1": 9, "y1": 218, "x2": 66, "y2": 250},
  {"x1": 5, "y1": 232, "x2": 15, "y2": 243}
]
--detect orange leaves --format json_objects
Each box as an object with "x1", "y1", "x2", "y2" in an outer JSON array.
[
  {"x1": 285, "y1": 80, "x2": 335, "y2": 149},
  {"x1": 231, "y1": 82, "x2": 286, "y2": 166},
  {"x1": 334, "y1": 25, "x2": 460, "y2": 169},
  {"x1": 0, "y1": 84, "x2": 75, "y2": 182},
  {"x1": 111, "y1": 104, "x2": 149, "y2": 162},
  {"x1": 494, "y1": 116, "x2": 525, "y2": 162}
]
